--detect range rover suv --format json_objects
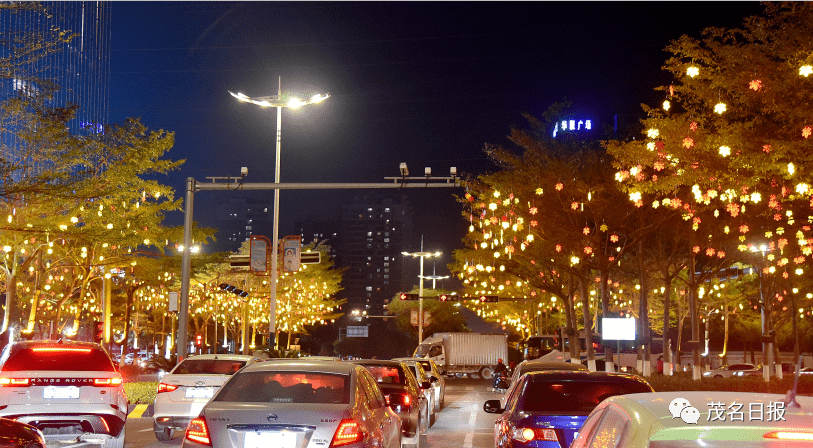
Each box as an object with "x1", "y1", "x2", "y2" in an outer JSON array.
[{"x1": 0, "y1": 340, "x2": 127, "y2": 448}]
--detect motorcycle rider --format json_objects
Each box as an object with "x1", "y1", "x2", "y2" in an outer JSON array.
[{"x1": 495, "y1": 358, "x2": 508, "y2": 376}]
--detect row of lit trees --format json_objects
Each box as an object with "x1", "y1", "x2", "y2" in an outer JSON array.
[{"x1": 451, "y1": 3, "x2": 813, "y2": 378}]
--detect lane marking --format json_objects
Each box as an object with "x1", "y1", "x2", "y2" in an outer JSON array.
[
  {"x1": 464, "y1": 403, "x2": 477, "y2": 448},
  {"x1": 127, "y1": 404, "x2": 148, "y2": 419}
]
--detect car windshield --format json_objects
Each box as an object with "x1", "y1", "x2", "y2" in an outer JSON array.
[
  {"x1": 363, "y1": 365, "x2": 406, "y2": 385},
  {"x1": 173, "y1": 359, "x2": 246, "y2": 375},
  {"x1": 215, "y1": 371, "x2": 349, "y2": 404},
  {"x1": 519, "y1": 380, "x2": 651, "y2": 414},
  {"x1": 1, "y1": 346, "x2": 115, "y2": 372}
]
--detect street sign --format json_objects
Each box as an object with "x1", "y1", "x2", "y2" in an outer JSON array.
[
  {"x1": 346, "y1": 326, "x2": 369, "y2": 338},
  {"x1": 282, "y1": 236, "x2": 301, "y2": 272},
  {"x1": 300, "y1": 251, "x2": 321, "y2": 264},
  {"x1": 229, "y1": 254, "x2": 250, "y2": 267},
  {"x1": 410, "y1": 310, "x2": 430, "y2": 327},
  {"x1": 168, "y1": 292, "x2": 179, "y2": 312},
  {"x1": 250, "y1": 236, "x2": 269, "y2": 272}
]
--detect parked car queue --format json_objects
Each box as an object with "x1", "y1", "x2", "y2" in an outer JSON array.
[{"x1": 151, "y1": 354, "x2": 447, "y2": 448}]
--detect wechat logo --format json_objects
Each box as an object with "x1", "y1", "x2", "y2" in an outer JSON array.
[{"x1": 669, "y1": 397, "x2": 700, "y2": 424}]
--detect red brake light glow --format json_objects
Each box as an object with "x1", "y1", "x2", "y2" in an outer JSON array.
[
  {"x1": 403, "y1": 394, "x2": 410, "y2": 405},
  {"x1": 157, "y1": 383, "x2": 179, "y2": 393},
  {"x1": 0, "y1": 378, "x2": 30, "y2": 387},
  {"x1": 513, "y1": 428, "x2": 557, "y2": 442},
  {"x1": 185, "y1": 417, "x2": 212, "y2": 446},
  {"x1": 764, "y1": 431, "x2": 813, "y2": 441},
  {"x1": 93, "y1": 377, "x2": 123, "y2": 386},
  {"x1": 330, "y1": 418, "x2": 363, "y2": 447},
  {"x1": 32, "y1": 347, "x2": 92, "y2": 353}
]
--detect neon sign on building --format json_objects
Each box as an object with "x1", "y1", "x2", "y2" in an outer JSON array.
[{"x1": 552, "y1": 118, "x2": 592, "y2": 138}]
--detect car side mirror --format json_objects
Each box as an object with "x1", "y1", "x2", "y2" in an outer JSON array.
[
  {"x1": 429, "y1": 376, "x2": 439, "y2": 383},
  {"x1": 420, "y1": 381, "x2": 432, "y2": 390},
  {"x1": 483, "y1": 399, "x2": 503, "y2": 414}
]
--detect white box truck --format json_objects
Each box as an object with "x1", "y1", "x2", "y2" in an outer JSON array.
[{"x1": 414, "y1": 332, "x2": 508, "y2": 379}]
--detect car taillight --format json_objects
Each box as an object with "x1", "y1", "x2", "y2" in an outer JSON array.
[
  {"x1": 330, "y1": 418, "x2": 363, "y2": 447},
  {"x1": 185, "y1": 417, "x2": 212, "y2": 446},
  {"x1": 402, "y1": 394, "x2": 410, "y2": 405},
  {"x1": 93, "y1": 377, "x2": 123, "y2": 386},
  {"x1": 511, "y1": 427, "x2": 558, "y2": 442},
  {"x1": 157, "y1": 383, "x2": 179, "y2": 393},
  {"x1": 32, "y1": 347, "x2": 92, "y2": 353},
  {"x1": 764, "y1": 431, "x2": 813, "y2": 441},
  {"x1": 0, "y1": 378, "x2": 30, "y2": 387}
]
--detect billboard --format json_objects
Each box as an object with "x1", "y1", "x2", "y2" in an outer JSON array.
[{"x1": 601, "y1": 317, "x2": 636, "y2": 341}]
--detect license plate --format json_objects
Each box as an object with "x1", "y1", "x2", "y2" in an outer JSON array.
[
  {"x1": 244, "y1": 431, "x2": 295, "y2": 448},
  {"x1": 185, "y1": 387, "x2": 213, "y2": 398},
  {"x1": 43, "y1": 385, "x2": 80, "y2": 399}
]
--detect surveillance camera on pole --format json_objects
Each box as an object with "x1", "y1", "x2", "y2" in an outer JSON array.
[
  {"x1": 241, "y1": 167, "x2": 248, "y2": 177},
  {"x1": 424, "y1": 167, "x2": 431, "y2": 178},
  {"x1": 400, "y1": 163, "x2": 409, "y2": 177}
]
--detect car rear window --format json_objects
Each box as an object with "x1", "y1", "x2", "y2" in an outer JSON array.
[
  {"x1": 520, "y1": 380, "x2": 652, "y2": 414},
  {"x1": 418, "y1": 361, "x2": 431, "y2": 372},
  {"x1": 172, "y1": 359, "x2": 246, "y2": 375},
  {"x1": 1, "y1": 346, "x2": 115, "y2": 372},
  {"x1": 215, "y1": 371, "x2": 349, "y2": 404},
  {"x1": 363, "y1": 365, "x2": 405, "y2": 385}
]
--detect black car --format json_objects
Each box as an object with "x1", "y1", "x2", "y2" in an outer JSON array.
[
  {"x1": 347, "y1": 359, "x2": 430, "y2": 447},
  {"x1": 0, "y1": 417, "x2": 46, "y2": 448}
]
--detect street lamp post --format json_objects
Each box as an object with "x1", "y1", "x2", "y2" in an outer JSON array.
[
  {"x1": 402, "y1": 238, "x2": 441, "y2": 343},
  {"x1": 229, "y1": 79, "x2": 329, "y2": 349}
]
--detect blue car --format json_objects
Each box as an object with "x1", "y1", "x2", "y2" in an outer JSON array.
[{"x1": 483, "y1": 371, "x2": 653, "y2": 448}]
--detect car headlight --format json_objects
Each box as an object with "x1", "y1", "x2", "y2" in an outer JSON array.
[
  {"x1": 735, "y1": 371, "x2": 744, "y2": 376},
  {"x1": 702, "y1": 372, "x2": 710, "y2": 377}
]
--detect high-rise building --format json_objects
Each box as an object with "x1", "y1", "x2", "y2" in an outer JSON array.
[
  {"x1": 337, "y1": 194, "x2": 414, "y2": 315},
  {"x1": 0, "y1": 2, "x2": 111, "y2": 133},
  {"x1": 212, "y1": 197, "x2": 273, "y2": 252}
]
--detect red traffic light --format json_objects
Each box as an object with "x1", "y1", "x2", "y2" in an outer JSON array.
[
  {"x1": 479, "y1": 295, "x2": 499, "y2": 303},
  {"x1": 195, "y1": 334, "x2": 202, "y2": 346},
  {"x1": 439, "y1": 294, "x2": 458, "y2": 302},
  {"x1": 399, "y1": 293, "x2": 419, "y2": 301}
]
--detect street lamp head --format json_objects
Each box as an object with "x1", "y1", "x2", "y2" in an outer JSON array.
[{"x1": 287, "y1": 98, "x2": 304, "y2": 108}]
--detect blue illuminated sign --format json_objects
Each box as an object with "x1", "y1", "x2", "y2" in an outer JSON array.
[{"x1": 552, "y1": 118, "x2": 592, "y2": 137}]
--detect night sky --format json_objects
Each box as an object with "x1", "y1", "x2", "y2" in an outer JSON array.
[{"x1": 108, "y1": 2, "x2": 764, "y2": 275}]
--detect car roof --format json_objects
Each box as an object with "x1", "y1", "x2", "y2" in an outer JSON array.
[
  {"x1": 523, "y1": 370, "x2": 652, "y2": 386},
  {"x1": 241, "y1": 359, "x2": 356, "y2": 375},
  {"x1": 519, "y1": 361, "x2": 589, "y2": 371},
  {"x1": 10, "y1": 340, "x2": 103, "y2": 349},
  {"x1": 604, "y1": 391, "x2": 813, "y2": 432},
  {"x1": 347, "y1": 359, "x2": 406, "y2": 368},
  {"x1": 183, "y1": 354, "x2": 259, "y2": 361}
]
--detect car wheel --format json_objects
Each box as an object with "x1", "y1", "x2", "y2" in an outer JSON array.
[
  {"x1": 402, "y1": 425, "x2": 421, "y2": 448},
  {"x1": 479, "y1": 366, "x2": 495, "y2": 380},
  {"x1": 153, "y1": 422, "x2": 174, "y2": 441},
  {"x1": 454, "y1": 373, "x2": 466, "y2": 378}
]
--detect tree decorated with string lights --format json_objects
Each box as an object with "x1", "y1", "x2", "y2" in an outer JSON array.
[
  {"x1": 605, "y1": 2, "x2": 813, "y2": 375},
  {"x1": 453, "y1": 105, "x2": 666, "y2": 367}
]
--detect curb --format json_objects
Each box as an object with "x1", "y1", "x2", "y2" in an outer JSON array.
[{"x1": 127, "y1": 403, "x2": 154, "y2": 418}]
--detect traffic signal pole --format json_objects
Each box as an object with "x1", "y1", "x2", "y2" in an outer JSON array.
[{"x1": 176, "y1": 171, "x2": 460, "y2": 362}]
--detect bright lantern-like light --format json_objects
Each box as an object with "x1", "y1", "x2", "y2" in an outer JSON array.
[
  {"x1": 629, "y1": 191, "x2": 642, "y2": 202},
  {"x1": 663, "y1": 100, "x2": 670, "y2": 111},
  {"x1": 796, "y1": 183, "x2": 810, "y2": 195},
  {"x1": 719, "y1": 146, "x2": 731, "y2": 157},
  {"x1": 287, "y1": 98, "x2": 304, "y2": 108},
  {"x1": 687, "y1": 66, "x2": 699, "y2": 78},
  {"x1": 788, "y1": 163, "x2": 796, "y2": 175},
  {"x1": 714, "y1": 103, "x2": 727, "y2": 114},
  {"x1": 647, "y1": 128, "x2": 659, "y2": 138},
  {"x1": 800, "y1": 65, "x2": 813, "y2": 77}
]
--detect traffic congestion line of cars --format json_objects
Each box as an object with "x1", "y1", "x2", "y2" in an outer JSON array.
[{"x1": 150, "y1": 354, "x2": 447, "y2": 448}]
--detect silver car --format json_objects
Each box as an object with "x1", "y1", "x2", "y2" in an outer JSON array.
[
  {"x1": 396, "y1": 359, "x2": 436, "y2": 426},
  {"x1": 702, "y1": 363, "x2": 762, "y2": 379},
  {"x1": 153, "y1": 354, "x2": 262, "y2": 440},
  {"x1": 180, "y1": 359, "x2": 402, "y2": 448},
  {"x1": 393, "y1": 357, "x2": 445, "y2": 411}
]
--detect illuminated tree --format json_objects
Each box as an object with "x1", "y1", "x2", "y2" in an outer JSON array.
[{"x1": 606, "y1": 2, "x2": 813, "y2": 374}]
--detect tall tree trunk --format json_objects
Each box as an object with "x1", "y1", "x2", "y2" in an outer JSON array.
[
  {"x1": 578, "y1": 274, "x2": 595, "y2": 371},
  {"x1": 600, "y1": 269, "x2": 614, "y2": 371},
  {"x1": 638, "y1": 240, "x2": 651, "y2": 376}
]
